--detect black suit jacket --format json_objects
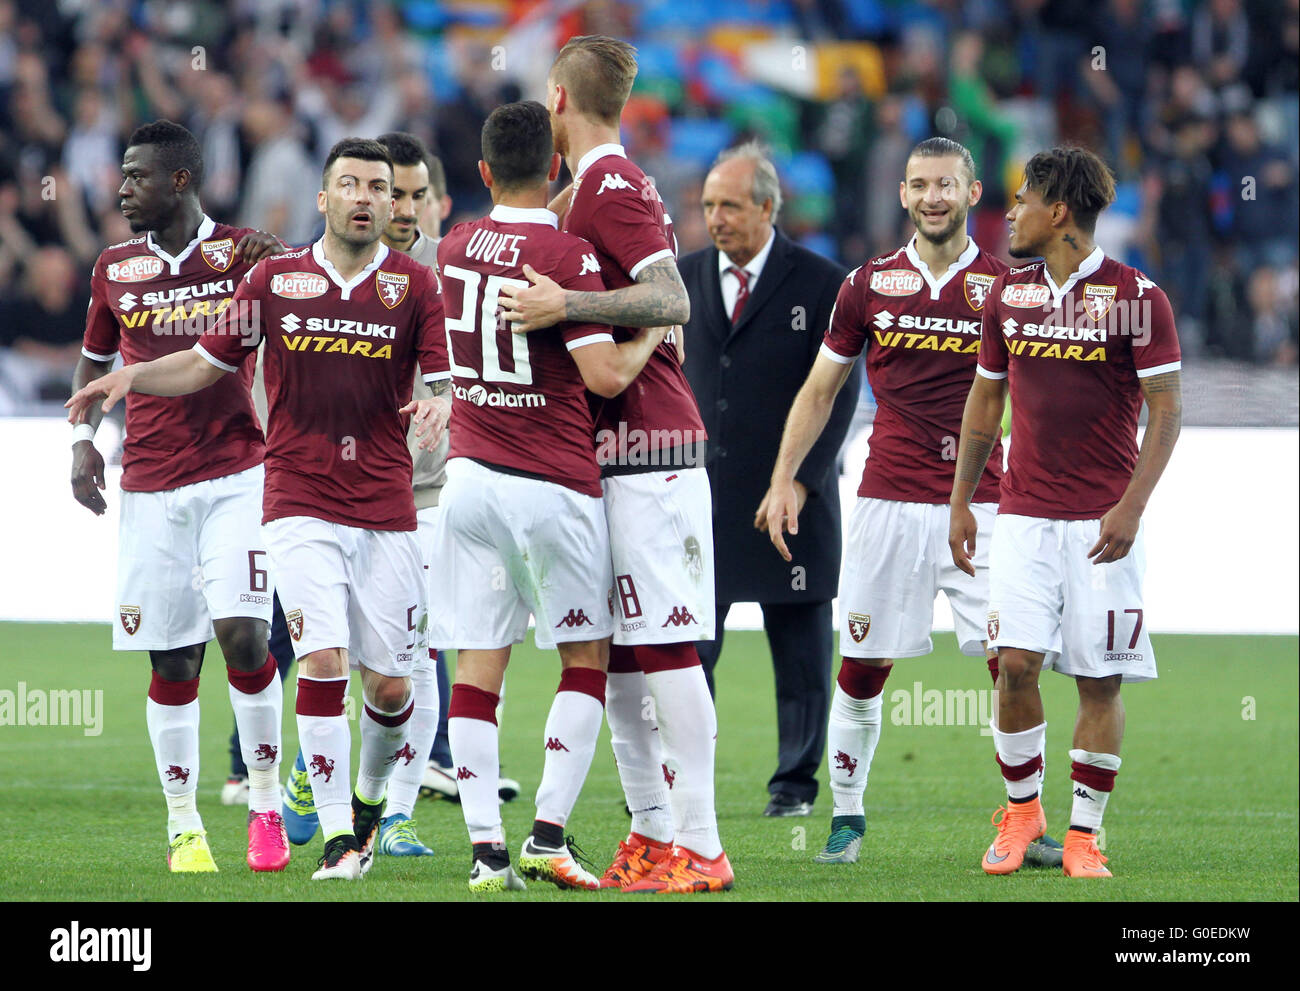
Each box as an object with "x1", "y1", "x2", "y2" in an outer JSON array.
[{"x1": 681, "y1": 230, "x2": 859, "y2": 603}]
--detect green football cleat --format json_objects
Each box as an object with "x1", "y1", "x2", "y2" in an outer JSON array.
[
  {"x1": 168, "y1": 830, "x2": 219, "y2": 873},
  {"x1": 814, "y1": 815, "x2": 865, "y2": 864},
  {"x1": 1024, "y1": 832, "x2": 1065, "y2": 868},
  {"x1": 469, "y1": 859, "x2": 527, "y2": 892},
  {"x1": 281, "y1": 750, "x2": 319, "y2": 846},
  {"x1": 378, "y1": 813, "x2": 435, "y2": 856}
]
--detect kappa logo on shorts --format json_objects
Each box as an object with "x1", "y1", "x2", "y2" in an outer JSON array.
[
  {"x1": 120, "y1": 605, "x2": 141, "y2": 636},
  {"x1": 286, "y1": 609, "x2": 304, "y2": 642},
  {"x1": 987, "y1": 611, "x2": 1000, "y2": 641},
  {"x1": 201, "y1": 238, "x2": 234, "y2": 273},
  {"x1": 555, "y1": 609, "x2": 594, "y2": 628},
  {"x1": 661, "y1": 606, "x2": 698, "y2": 628},
  {"x1": 847, "y1": 612, "x2": 870, "y2": 643},
  {"x1": 376, "y1": 270, "x2": 409, "y2": 309}
]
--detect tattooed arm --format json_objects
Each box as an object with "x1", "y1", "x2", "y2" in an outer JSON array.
[
  {"x1": 948, "y1": 373, "x2": 1008, "y2": 576},
  {"x1": 1087, "y1": 370, "x2": 1182, "y2": 564},
  {"x1": 499, "y1": 257, "x2": 690, "y2": 332}
]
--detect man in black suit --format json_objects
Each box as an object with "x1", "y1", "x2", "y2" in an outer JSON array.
[{"x1": 681, "y1": 143, "x2": 860, "y2": 816}]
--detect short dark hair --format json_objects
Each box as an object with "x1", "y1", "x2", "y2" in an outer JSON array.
[
  {"x1": 481, "y1": 101, "x2": 552, "y2": 192},
  {"x1": 375, "y1": 131, "x2": 430, "y2": 170},
  {"x1": 321, "y1": 137, "x2": 393, "y2": 189},
  {"x1": 1022, "y1": 146, "x2": 1116, "y2": 234},
  {"x1": 127, "y1": 120, "x2": 204, "y2": 190},
  {"x1": 908, "y1": 137, "x2": 977, "y2": 186}
]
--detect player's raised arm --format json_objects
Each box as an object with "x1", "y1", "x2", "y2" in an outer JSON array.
[
  {"x1": 759, "y1": 353, "x2": 856, "y2": 562},
  {"x1": 67, "y1": 347, "x2": 229, "y2": 422},
  {"x1": 500, "y1": 255, "x2": 690, "y2": 332},
  {"x1": 1088, "y1": 369, "x2": 1182, "y2": 564},
  {"x1": 948, "y1": 371, "x2": 1008, "y2": 576}
]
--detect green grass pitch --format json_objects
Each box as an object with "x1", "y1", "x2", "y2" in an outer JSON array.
[{"x1": 1, "y1": 622, "x2": 1295, "y2": 902}]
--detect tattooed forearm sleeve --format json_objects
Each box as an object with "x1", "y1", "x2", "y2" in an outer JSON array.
[{"x1": 564, "y1": 257, "x2": 690, "y2": 328}]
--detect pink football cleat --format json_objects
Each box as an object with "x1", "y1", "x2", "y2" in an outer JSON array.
[{"x1": 247, "y1": 810, "x2": 291, "y2": 871}]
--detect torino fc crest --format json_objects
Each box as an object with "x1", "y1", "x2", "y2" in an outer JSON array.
[
  {"x1": 847, "y1": 612, "x2": 871, "y2": 643},
  {"x1": 964, "y1": 272, "x2": 996, "y2": 311},
  {"x1": 376, "y1": 271, "x2": 409, "y2": 309},
  {"x1": 987, "y1": 611, "x2": 1000, "y2": 641},
  {"x1": 120, "y1": 605, "x2": 141, "y2": 635},
  {"x1": 201, "y1": 238, "x2": 234, "y2": 272},
  {"x1": 286, "y1": 609, "x2": 304, "y2": 642},
  {"x1": 1082, "y1": 283, "x2": 1117, "y2": 321}
]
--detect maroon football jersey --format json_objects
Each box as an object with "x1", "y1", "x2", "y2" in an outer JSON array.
[
  {"x1": 83, "y1": 217, "x2": 265, "y2": 491},
  {"x1": 562, "y1": 145, "x2": 706, "y2": 466},
  {"x1": 197, "y1": 241, "x2": 447, "y2": 530},
  {"x1": 437, "y1": 206, "x2": 612, "y2": 497},
  {"x1": 822, "y1": 236, "x2": 1006, "y2": 504},
  {"x1": 977, "y1": 249, "x2": 1182, "y2": 519}
]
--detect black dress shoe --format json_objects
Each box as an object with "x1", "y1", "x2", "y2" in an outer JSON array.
[{"x1": 763, "y1": 793, "x2": 813, "y2": 817}]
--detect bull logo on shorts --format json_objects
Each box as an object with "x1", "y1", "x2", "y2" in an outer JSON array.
[
  {"x1": 120, "y1": 605, "x2": 141, "y2": 636},
  {"x1": 683, "y1": 536, "x2": 703, "y2": 583},
  {"x1": 201, "y1": 238, "x2": 234, "y2": 273},
  {"x1": 987, "y1": 611, "x2": 1000, "y2": 641},
  {"x1": 847, "y1": 612, "x2": 870, "y2": 643},
  {"x1": 662, "y1": 763, "x2": 677, "y2": 789},
  {"x1": 286, "y1": 608, "x2": 304, "y2": 642},
  {"x1": 309, "y1": 754, "x2": 335, "y2": 782},
  {"x1": 254, "y1": 743, "x2": 278, "y2": 763}
]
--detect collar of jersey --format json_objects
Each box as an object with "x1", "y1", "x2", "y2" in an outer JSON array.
[
  {"x1": 489, "y1": 204, "x2": 558, "y2": 227},
  {"x1": 146, "y1": 215, "x2": 216, "y2": 275},
  {"x1": 904, "y1": 233, "x2": 980, "y2": 300},
  {"x1": 311, "y1": 239, "x2": 390, "y2": 301},
  {"x1": 575, "y1": 143, "x2": 626, "y2": 181},
  {"x1": 1043, "y1": 245, "x2": 1105, "y2": 307}
]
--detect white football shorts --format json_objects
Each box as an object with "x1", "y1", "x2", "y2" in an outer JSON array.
[
  {"x1": 602, "y1": 467, "x2": 715, "y2": 645},
  {"x1": 431, "y1": 458, "x2": 613, "y2": 650},
  {"x1": 837, "y1": 498, "x2": 996, "y2": 659},
  {"x1": 114, "y1": 463, "x2": 272, "y2": 650},
  {"x1": 987, "y1": 513, "x2": 1157, "y2": 683},
  {"x1": 262, "y1": 515, "x2": 425, "y2": 678}
]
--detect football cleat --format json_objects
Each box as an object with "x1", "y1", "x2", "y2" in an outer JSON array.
[
  {"x1": 312, "y1": 834, "x2": 362, "y2": 881},
  {"x1": 246, "y1": 810, "x2": 291, "y2": 871},
  {"x1": 377, "y1": 813, "x2": 434, "y2": 856},
  {"x1": 1024, "y1": 832, "x2": 1065, "y2": 868},
  {"x1": 468, "y1": 859, "x2": 527, "y2": 892},
  {"x1": 220, "y1": 774, "x2": 249, "y2": 806},
  {"x1": 814, "y1": 815, "x2": 865, "y2": 864},
  {"x1": 1063, "y1": 829, "x2": 1112, "y2": 878},
  {"x1": 623, "y1": 845, "x2": 734, "y2": 894},
  {"x1": 168, "y1": 830, "x2": 218, "y2": 873},
  {"x1": 281, "y1": 750, "x2": 319, "y2": 846},
  {"x1": 518, "y1": 834, "x2": 601, "y2": 890},
  {"x1": 981, "y1": 798, "x2": 1048, "y2": 875},
  {"x1": 598, "y1": 832, "x2": 671, "y2": 889},
  {"x1": 763, "y1": 792, "x2": 812, "y2": 817},
  {"x1": 352, "y1": 793, "x2": 385, "y2": 876},
  {"x1": 420, "y1": 761, "x2": 459, "y2": 802}
]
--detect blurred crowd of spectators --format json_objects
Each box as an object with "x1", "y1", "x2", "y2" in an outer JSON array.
[{"x1": 1, "y1": 0, "x2": 1296, "y2": 413}]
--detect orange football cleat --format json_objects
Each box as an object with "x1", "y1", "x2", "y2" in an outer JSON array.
[
  {"x1": 622, "y1": 845, "x2": 734, "y2": 894},
  {"x1": 599, "y1": 832, "x2": 671, "y2": 889},
  {"x1": 1062, "y1": 829, "x2": 1112, "y2": 878},
  {"x1": 981, "y1": 798, "x2": 1047, "y2": 875}
]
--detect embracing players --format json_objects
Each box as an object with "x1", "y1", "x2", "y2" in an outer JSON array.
[
  {"x1": 432, "y1": 100, "x2": 667, "y2": 891},
  {"x1": 949, "y1": 146, "x2": 1181, "y2": 878},
  {"x1": 72, "y1": 121, "x2": 287, "y2": 873},
  {"x1": 762, "y1": 137, "x2": 1060, "y2": 867},
  {"x1": 70, "y1": 137, "x2": 450, "y2": 882},
  {"x1": 500, "y1": 35, "x2": 731, "y2": 893}
]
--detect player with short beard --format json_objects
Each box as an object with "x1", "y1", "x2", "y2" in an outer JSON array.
[
  {"x1": 69, "y1": 137, "x2": 452, "y2": 882},
  {"x1": 72, "y1": 120, "x2": 288, "y2": 874},
  {"x1": 498, "y1": 34, "x2": 731, "y2": 896},
  {"x1": 949, "y1": 146, "x2": 1182, "y2": 878},
  {"x1": 761, "y1": 138, "x2": 1066, "y2": 867}
]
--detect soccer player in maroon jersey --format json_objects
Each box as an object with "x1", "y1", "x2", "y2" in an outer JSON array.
[
  {"x1": 69, "y1": 120, "x2": 289, "y2": 874},
  {"x1": 759, "y1": 138, "x2": 1063, "y2": 867},
  {"x1": 69, "y1": 137, "x2": 451, "y2": 882},
  {"x1": 430, "y1": 100, "x2": 668, "y2": 892},
  {"x1": 949, "y1": 146, "x2": 1182, "y2": 878},
  {"x1": 498, "y1": 35, "x2": 732, "y2": 895}
]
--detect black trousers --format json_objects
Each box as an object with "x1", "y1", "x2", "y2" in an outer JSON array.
[{"x1": 696, "y1": 600, "x2": 833, "y2": 804}]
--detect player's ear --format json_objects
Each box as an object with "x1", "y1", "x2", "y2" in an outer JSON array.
[
  {"x1": 547, "y1": 152, "x2": 561, "y2": 183},
  {"x1": 317, "y1": 189, "x2": 327, "y2": 215},
  {"x1": 898, "y1": 180, "x2": 907, "y2": 210},
  {"x1": 478, "y1": 160, "x2": 493, "y2": 191},
  {"x1": 553, "y1": 84, "x2": 566, "y2": 114},
  {"x1": 968, "y1": 178, "x2": 983, "y2": 207},
  {"x1": 173, "y1": 168, "x2": 192, "y2": 195}
]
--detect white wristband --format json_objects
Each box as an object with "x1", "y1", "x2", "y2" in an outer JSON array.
[{"x1": 72, "y1": 423, "x2": 97, "y2": 445}]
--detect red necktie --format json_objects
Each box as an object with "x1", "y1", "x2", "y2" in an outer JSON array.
[{"x1": 727, "y1": 266, "x2": 750, "y2": 325}]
